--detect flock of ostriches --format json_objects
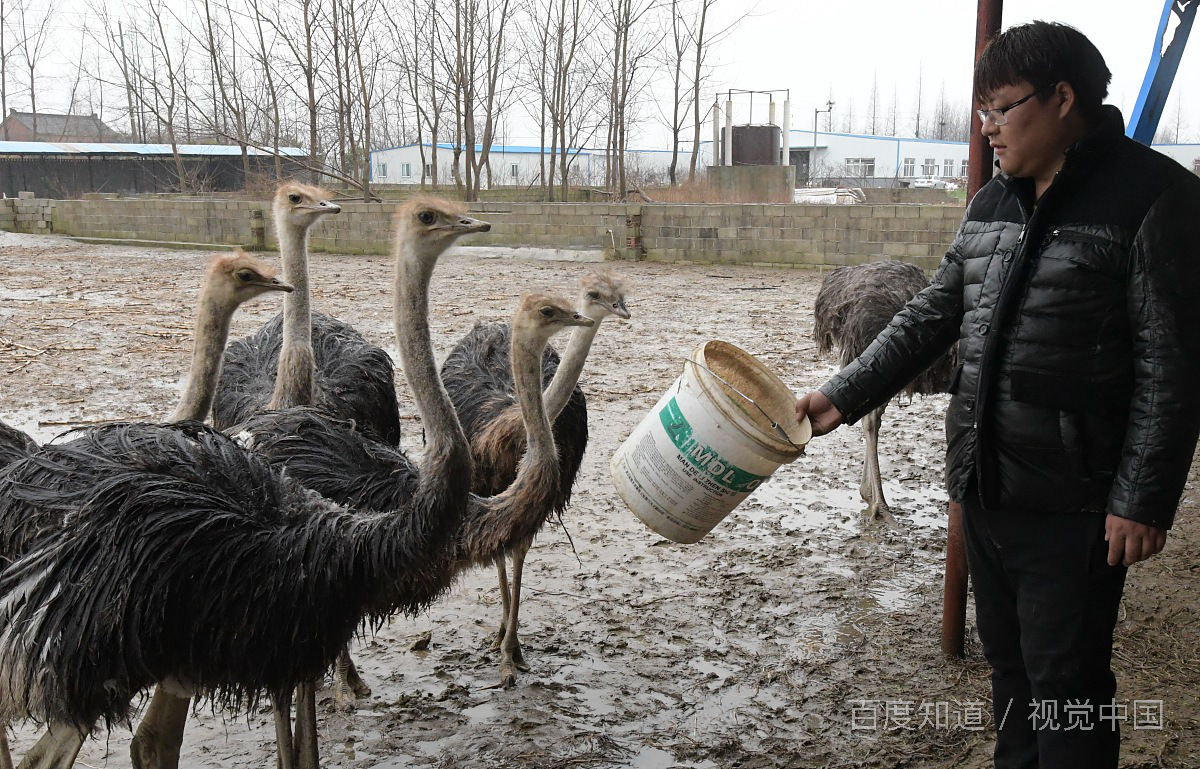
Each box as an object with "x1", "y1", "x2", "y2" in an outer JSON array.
[
  {"x1": 0, "y1": 185, "x2": 631, "y2": 769},
  {"x1": 0, "y1": 183, "x2": 945, "y2": 769}
]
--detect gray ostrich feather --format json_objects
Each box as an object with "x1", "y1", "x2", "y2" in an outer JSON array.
[
  {"x1": 813, "y1": 260, "x2": 955, "y2": 396},
  {"x1": 439, "y1": 320, "x2": 587, "y2": 521},
  {"x1": 0, "y1": 419, "x2": 466, "y2": 730},
  {"x1": 212, "y1": 312, "x2": 402, "y2": 445}
]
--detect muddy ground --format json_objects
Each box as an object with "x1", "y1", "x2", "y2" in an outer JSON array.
[{"x1": 0, "y1": 230, "x2": 1196, "y2": 769}]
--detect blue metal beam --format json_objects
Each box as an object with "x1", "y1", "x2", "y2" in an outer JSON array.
[{"x1": 1129, "y1": 0, "x2": 1197, "y2": 144}]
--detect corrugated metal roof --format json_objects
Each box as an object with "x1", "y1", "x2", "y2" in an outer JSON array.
[
  {"x1": 0, "y1": 141, "x2": 308, "y2": 157},
  {"x1": 373, "y1": 141, "x2": 591, "y2": 156}
]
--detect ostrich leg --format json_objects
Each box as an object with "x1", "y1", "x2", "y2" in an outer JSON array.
[
  {"x1": 860, "y1": 405, "x2": 889, "y2": 518},
  {"x1": 1, "y1": 731, "x2": 13, "y2": 769},
  {"x1": 293, "y1": 681, "x2": 319, "y2": 769},
  {"x1": 15, "y1": 723, "x2": 84, "y2": 769},
  {"x1": 332, "y1": 647, "x2": 371, "y2": 712},
  {"x1": 491, "y1": 555, "x2": 513, "y2": 651},
  {"x1": 272, "y1": 691, "x2": 296, "y2": 769},
  {"x1": 498, "y1": 543, "x2": 532, "y2": 688},
  {"x1": 130, "y1": 691, "x2": 190, "y2": 769}
]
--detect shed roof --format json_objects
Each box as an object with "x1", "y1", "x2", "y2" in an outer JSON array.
[
  {"x1": 2, "y1": 111, "x2": 121, "y2": 140},
  {"x1": 0, "y1": 141, "x2": 308, "y2": 157}
]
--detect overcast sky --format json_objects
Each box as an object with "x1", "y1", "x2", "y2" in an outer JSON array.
[
  {"x1": 697, "y1": 0, "x2": 1199, "y2": 145},
  {"x1": 12, "y1": 0, "x2": 1200, "y2": 148}
]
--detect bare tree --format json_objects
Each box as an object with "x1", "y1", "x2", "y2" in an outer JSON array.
[
  {"x1": 12, "y1": 0, "x2": 57, "y2": 135},
  {"x1": 912, "y1": 62, "x2": 924, "y2": 138},
  {"x1": 867, "y1": 70, "x2": 879, "y2": 135}
]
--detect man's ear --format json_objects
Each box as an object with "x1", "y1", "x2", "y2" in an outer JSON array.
[{"x1": 1054, "y1": 81, "x2": 1077, "y2": 119}]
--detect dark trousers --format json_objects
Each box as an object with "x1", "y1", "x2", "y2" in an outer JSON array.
[{"x1": 961, "y1": 493, "x2": 1128, "y2": 769}]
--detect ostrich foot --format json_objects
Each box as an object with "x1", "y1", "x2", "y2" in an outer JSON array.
[
  {"x1": 332, "y1": 650, "x2": 371, "y2": 712},
  {"x1": 16, "y1": 725, "x2": 84, "y2": 769},
  {"x1": 865, "y1": 502, "x2": 902, "y2": 530}
]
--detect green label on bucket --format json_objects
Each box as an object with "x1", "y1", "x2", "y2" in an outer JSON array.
[{"x1": 659, "y1": 396, "x2": 769, "y2": 493}]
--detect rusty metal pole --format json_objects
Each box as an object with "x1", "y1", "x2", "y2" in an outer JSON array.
[{"x1": 943, "y1": 0, "x2": 1003, "y2": 659}]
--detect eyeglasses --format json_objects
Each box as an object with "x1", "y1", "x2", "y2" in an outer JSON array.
[{"x1": 976, "y1": 83, "x2": 1057, "y2": 125}]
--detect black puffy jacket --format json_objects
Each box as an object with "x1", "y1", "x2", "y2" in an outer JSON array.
[{"x1": 821, "y1": 108, "x2": 1200, "y2": 527}]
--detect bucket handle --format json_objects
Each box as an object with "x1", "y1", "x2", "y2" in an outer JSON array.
[{"x1": 681, "y1": 359, "x2": 806, "y2": 454}]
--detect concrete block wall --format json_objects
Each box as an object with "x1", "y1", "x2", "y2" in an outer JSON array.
[
  {"x1": 6, "y1": 195, "x2": 56, "y2": 233},
  {"x1": 6, "y1": 197, "x2": 965, "y2": 270},
  {"x1": 640, "y1": 203, "x2": 962, "y2": 271}
]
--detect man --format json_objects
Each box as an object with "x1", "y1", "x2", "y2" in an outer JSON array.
[{"x1": 795, "y1": 21, "x2": 1200, "y2": 769}]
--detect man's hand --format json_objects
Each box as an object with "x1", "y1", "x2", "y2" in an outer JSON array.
[
  {"x1": 1105, "y1": 514, "x2": 1167, "y2": 567},
  {"x1": 795, "y1": 389, "x2": 844, "y2": 437}
]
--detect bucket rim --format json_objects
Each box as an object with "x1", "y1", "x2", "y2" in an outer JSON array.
[{"x1": 689, "y1": 340, "x2": 811, "y2": 457}]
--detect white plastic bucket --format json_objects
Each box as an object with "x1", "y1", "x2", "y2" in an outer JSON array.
[{"x1": 610, "y1": 340, "x2": 811, "y2": 544}]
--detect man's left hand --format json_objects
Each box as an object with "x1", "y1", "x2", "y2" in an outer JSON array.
[{"x1": 1105, "y1": 514, "x2": 1167, "y2": 567}]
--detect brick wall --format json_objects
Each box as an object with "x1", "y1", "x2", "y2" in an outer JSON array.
[{"x1": 11, "y1": 197, "x2": 965, "y2": 270}]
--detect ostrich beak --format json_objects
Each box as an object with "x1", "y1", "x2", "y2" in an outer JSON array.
[
  {"x1": 613, "y1": 301, "x2": 631, "y2": 320},
  {"x1": 567, "y1": 313, "x2": 595, "y2": 328},
  {"x1": 310, "y1": 200, "x2": 341, "y2": 214},
  {"x1": 259, "y1": 276, "x2": 295, "y2": 293},
  {"x1": 447, "y1": 215, "x2": 491, "y2": 234}
]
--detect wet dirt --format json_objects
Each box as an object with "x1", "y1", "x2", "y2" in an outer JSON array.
[{"x1": 0, "y1": 230, "x2": 1196, "y2": 768}]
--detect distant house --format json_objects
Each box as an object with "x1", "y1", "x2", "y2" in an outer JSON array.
[{"x1": 0, "y1": 110, "x2": 124, "y2": 143}]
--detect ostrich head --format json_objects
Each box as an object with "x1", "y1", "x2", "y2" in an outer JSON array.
[
  {"x1": 273, "y1": 181, "x2": 341, "y2": 232},
  {"x1": 206, "y1": 250, "x2": 294, "y2": 308},
  {"x1": 579, "y1": 269, "x2": 631, "y2": 321},
  {"x1": 394, "y1": 196, "x2": 491, "y2": 260},
  {"x1": 514, "y1": 293, "x2": 595, "y2": 348}
]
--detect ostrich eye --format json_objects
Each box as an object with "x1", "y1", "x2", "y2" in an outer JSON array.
[
  {"x1": 236, "y1": 270, "x2": 255, "y2": 282},
  {"x1": 417, "y1": 210, "x2": 435, "y2": 225},
  {"x1": 539, "y1": 307, "x2": 554, "y2": 317},
  {"x1": 288, "y1": 193, "x2": 302, "y2": 204},
  {"x1": 586, "y1": 291, "x2": 600, "y2": 300}
]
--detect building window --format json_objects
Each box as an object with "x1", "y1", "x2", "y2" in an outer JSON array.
[
  {"x1": 922, "y1": 157, "x2": 938, "y2": 176},
  {"x1": 377, "y1": 162, "x2": 388, "y2": 178},
  {"x1": 424, "y1": 163, "x2": 432, "y2": 179},
  {"x1": 943, "y1": 158, "x2": 954, "y2": 177},
  {"x1": 1193, "y1": 158, "x2": 1200, "y2": 175},
  {"x1": 401, "y1": 162, "x2": 412, "y2": 178},
  {"x1": 845, "y1": 157, "x2": 875, "y2": 177},
  {"x1": 902, "y1": 157, "x2": 915, "y2": 176},
  {"x1": 961, "y1": 159, "x2": 969, "y2": 177},
  {"x1": 510, "y1": 163, "x2": 519, "y2": 179}
]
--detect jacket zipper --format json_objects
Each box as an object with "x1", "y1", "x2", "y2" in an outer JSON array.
[
  {"x1": 1046, "y1": 228, "x2": 1109, "y2": 247},
  {"x1": 975, "y1": 219, "x2": 1029, "y2": 433}
]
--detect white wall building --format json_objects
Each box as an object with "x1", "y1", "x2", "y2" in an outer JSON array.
[
  {"x1": 372, "y1": 134, "x2": 1199, "y2": 190},
  {"x1": 370, "y1": 142, "x2": 709, "y2": 188}
]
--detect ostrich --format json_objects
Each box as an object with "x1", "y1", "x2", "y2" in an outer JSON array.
[
  {"x1": 0, "y1": 205, "x2": 538, "y2": 769},
  {"x1": 130, "y1": 199, "x2": 492, "y2": 769},
  {"x1": 0, "y1": 251, "x2": 293, "y2": 769},
  {"x1": 212, "y1": 182, "x2": 402, "y2": 446},
  {"x1": 813, "y1": 259, "x2": 955, "y2": 520},
  {"x1": 438, "y1": 269, "x2": 630, "y2": 687},
  {"x1": 0, "y1": 295, "x2": 586, "y2": 769}
]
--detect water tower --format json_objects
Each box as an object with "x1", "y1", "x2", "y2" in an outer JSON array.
[{"x1": 708, "y1": 89, "x2": 795, "y2": 202}]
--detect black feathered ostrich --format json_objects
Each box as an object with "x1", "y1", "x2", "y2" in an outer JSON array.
[
  {"x1": 0, "y1": 206, "x2": 543, "y2": 769},
  {"x1": 0, "y1": 251, "x2": 293, "y2": 769},
  {"x1": 813, "y1": 260, "x2": 955, "y2": 520},
  {"x1": 438, "y1": 269, "x2": 630, "y2": 687},
  {"x1": 129, "y1": 199, "x2": 493, "y2": 769},
  {"x1": 212, "y1": 182, "x2": 402, "y2": 445}
]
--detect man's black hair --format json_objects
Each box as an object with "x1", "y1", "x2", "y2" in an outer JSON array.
[{"x1": 974, "y1": 21, "x2": 1111, "y2": 121}]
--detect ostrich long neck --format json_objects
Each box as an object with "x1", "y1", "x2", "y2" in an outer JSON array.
[
  {"x1": 172, "y1": 288, "x2": 234, "y2": 422},
  {"x1": 464, "y1": 324, "x2": 560, "y2": 552},
  {"x1": 394, "y1": 237, "x2": 469, "y2": 466},
  {"x1": 270, "y1": 216, "x2": 316, "y2": 409},
  {"x1": 542, "y1": 318, "x2": 602, "y2": 419}
]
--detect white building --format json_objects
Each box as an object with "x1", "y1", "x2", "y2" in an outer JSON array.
[
  {"x1": 371, "y1": 133, "x2": 1199, "y2": 190},
  {"x1": 370, "y1": 142, "x2": 705, "y2": 188}
]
